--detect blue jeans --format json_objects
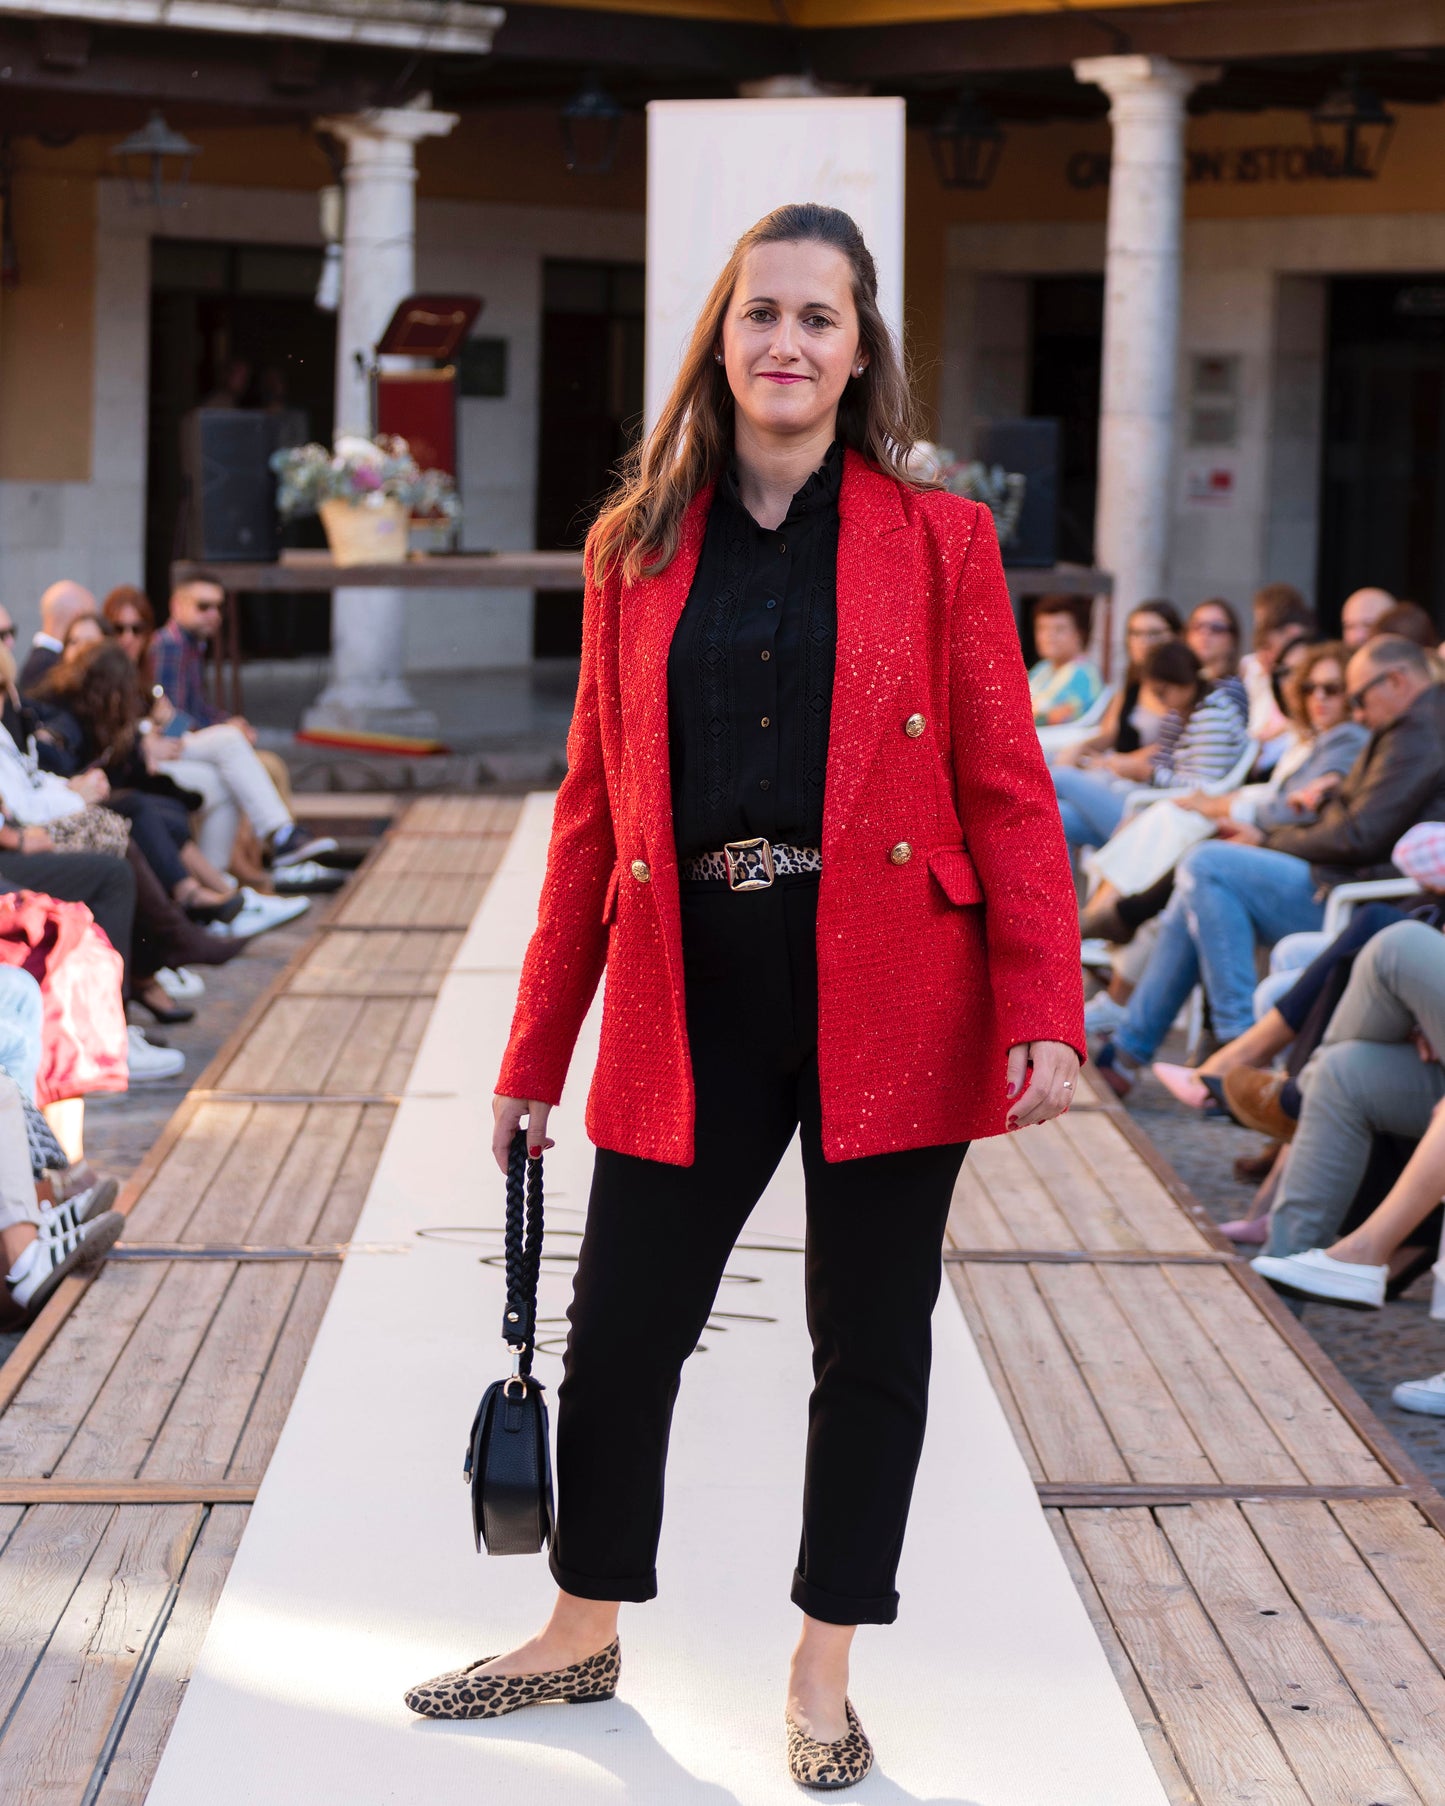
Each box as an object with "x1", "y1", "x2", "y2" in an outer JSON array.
[
  {"x1": 0, "y1": 966, "x2": 43, "y2": 1102},
  {"x1": 1115, "y1": 842, "x2": 1323, "y2": 1061},
  {"x1": 1053, "y1": 768, "x2": 1131, "y2": 849}
]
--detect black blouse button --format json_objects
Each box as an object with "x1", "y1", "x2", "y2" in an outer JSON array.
[
  {"x1": 766, "y1": 598, "x2": 777, "y2": 609},
  {"x1": 760, "y1": 650, "x2": 771, "y2": 661},
  {"x1": 759, "y1": 778, "x2": 771, "y2": 790}
]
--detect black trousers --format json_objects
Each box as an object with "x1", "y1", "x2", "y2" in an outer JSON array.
[{"x1": 549, "y1": 874, "x2": 969, "y2": 1625}]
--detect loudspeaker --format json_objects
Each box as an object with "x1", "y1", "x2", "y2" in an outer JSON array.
[
  {"x1": 979, "y1": 418, "x2": 1059, "y2": 568},
  {"x1": 181, "y1": 409, "x2": 280, "y2": 562}
]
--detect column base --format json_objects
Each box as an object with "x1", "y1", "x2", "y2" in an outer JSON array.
[{"x1": 302, "y1": 677, "x2": 440, "y2": 740}]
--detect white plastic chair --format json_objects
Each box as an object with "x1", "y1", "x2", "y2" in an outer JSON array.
[
  {"x1": 1121, "y1": 738, "x2": 1260, "y2": 821},
  {"x1": 1321, "y1": 876, "x2": 1422, "y2": 940},
  {"x1": 1036, "y1": 683, "x2": 1117, "y2": 762}
]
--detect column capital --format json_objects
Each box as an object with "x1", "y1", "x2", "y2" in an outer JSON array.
[
  {"x1": 1073, "y1": 54, "x2": 1219, "y2": 109},
  {"x1": 318, "y1": 93, "x2": 458, "y2": 155}
]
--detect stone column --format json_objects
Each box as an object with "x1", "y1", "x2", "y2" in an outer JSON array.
[
  {"x1": 305, "y1": 96, "x2": 457, "y2": 734},
  {"x1": 1073, "y1": 56, "x2": 1215, "y2": 660}
]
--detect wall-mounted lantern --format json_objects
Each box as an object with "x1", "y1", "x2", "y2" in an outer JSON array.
[
  {"x1": 1309, "y1": 74, "x2": 1395, "y2": 180},
  {"x1": 110, "y1": 111, "x2": 200, "y2": 207},
  {"x1": 928, "y1": 90, "x2": 1005, "y2": 192},
  {"x1": 560, "y1": 78, "x2": 624, "y2": 176}
]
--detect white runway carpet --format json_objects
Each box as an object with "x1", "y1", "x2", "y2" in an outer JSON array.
[{"x1": 146, "y1": 794, "x2": 1168, "y2": 1805}]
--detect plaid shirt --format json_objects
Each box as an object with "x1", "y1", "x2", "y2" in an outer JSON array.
[{"x1": 151, "y1": 619, "x2": 224, "y2": 732}]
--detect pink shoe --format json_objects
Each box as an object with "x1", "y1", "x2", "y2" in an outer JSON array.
[
  {"x1": 1152, "y1": 1062, "x2": 1210, "y2": 1110},
  {"x1": 1220, "y1": 1216, "x2": 1269, "y2": 1246}
]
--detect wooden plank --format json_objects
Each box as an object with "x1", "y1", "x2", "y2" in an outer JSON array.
[
  {"x1": 310, "y1": 1104, "x2": 394, "y2": 1244},
  {"x1": 0, "y1": 1505, "x2": 204, "y2": 1794},
  {"x1": 143, "y1": 1263, "x2": 309, "y2": 1483},
  {"x1": 288, "y1": 928, "x2": 462, "y2": 997},
  {"x1": 53, "y1": 1263, "x2": 236, "y2": 1480},
  {"x1": 244, "y1": 1103, "x2": 364, "y2": 1245},
  {"x1": 1039, "y1": 1484, "x2": 1414, "y2": 1507},
  {"x1": 1099, "y1": 1264, "x2": 1303, "y2": 1485},
  {"x1": 210, "y1": 997, "x2": 318, "y2": 1094},
  {"x1": 94, "y1": 1505, "x2": 251, "y2": 1806},
  {"x1": 1334, "y1": 1498, "x2": 1445, "y2": 1677},
  {"x1": 228, "y1": 1264, "x2": 341, "y2": 1481},
  {"x1": 1246, "y1": 1499, "x2": 1445, "y2": 1801},
  {"x1": 376, "y1": 996, "x2": 435, "y2": 1097},
  {"x1": 1058, "y1": 1109, "x2": 1213, "y2": 1253},
  {"x1": 0, "y1": 1262, "x2": 170, "y2": 1476},
  {"x1": 1016, "y1": 1120, "x2": 1150, "y2": 1251},
  {"x1": 1047, "y1": 1511, "x2": 1200, "y2": 1806},
  {"x1": 1067, "y1": 1506, "x2": 1312, "y2": 1803},
  {"x1": 115, "y1": 1100, "x2": 252, "y2": 1242},
  {"x1": 269, "y1": 996, "x2": 366, "y2": 1094},
  {"x1": 962, "y1": 1133, "x2": 1078, "y2": 1250},
  {"x1": 0, "y1": 1503, "x2": 113, "y2": 1720},
  {"x1": 180, "y1": 1102, "x2": 307, "y2": 1243},
  {"x1": 1030, "y1": 1263, "x2": 1217, "y2": 1484},
  {"x1": 323, "y1": 996, "x2": 411, "y2": 1094},
  {"x1": 959, "y1": 1264, "x2": 1130, "y2": 1482},
  {"x1": 1160, "y1": 1500, "x2": 1422, "y2": 1806},
  {"x1": 395, "y1": 794, "x2": 521, "y2": 836},
  {"x1": 945, "y1": 1161, "x2": 1017, "y2": 1250},
  {"x1": 0, "y1": 1483, "x2": 257, "y2": 1504},
  {"x1": 944, "y1": 1263, "x2": 1044, "y2": 1482},
  {"x1": 943, "y1": 1250, "x2": 1235, "y2": 1265},
  {"x1": 369, "y1": 834, "x2": 505, "y2": 879},
  {"x1": 1164, "y1": 1263, "x2": 1389, "y2": 1489},
  {"x1": 0, "y1": 1502, "x2": 25, "y2": 1557}
]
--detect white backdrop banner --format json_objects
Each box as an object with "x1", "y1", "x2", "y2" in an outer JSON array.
[{"x1": 644, "y1": 97, "x2": 906, "y2": 430}]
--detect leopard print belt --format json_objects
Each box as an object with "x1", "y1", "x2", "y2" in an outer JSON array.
[{"x1": 679, "y1": 837, "x2": 822, "y2": 891}]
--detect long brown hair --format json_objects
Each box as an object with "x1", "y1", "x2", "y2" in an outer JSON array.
[
  {"x1": 591, "y1": 202, "x2": 928, "y2": 585},
  {"x1": 35, "y1": 640, "x2": 146, "y2": 762}
]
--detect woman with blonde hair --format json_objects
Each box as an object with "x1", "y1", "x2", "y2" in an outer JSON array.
[{"x1": 404, "y1": 203, "x2": 1084, "y2": 1787}]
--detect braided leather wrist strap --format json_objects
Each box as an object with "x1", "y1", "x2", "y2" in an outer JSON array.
[{"x1": 502, "y1": 1130, "x2": 544, "y2": 1378}]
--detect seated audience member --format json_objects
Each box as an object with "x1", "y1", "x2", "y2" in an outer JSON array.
[
  {"x1": 1342, "y1": 587, "x2": 1397, "y2": 650},
  {"x1": 20, "y1": 580, "x2": 96, "y2": 694},
  {"x1": 1083, "y1": 640, "x2": 1365, "y2": 948},
  {"x1": 1237, "y1": 582, "x2": 1316, "y2": 766},
  {"x1": 1, "y1": 1071, "x2": 124, "y2": 1320},
  {"x1": 150, "y1": 580, "x2": 334, "y2": 873},
  {"x1": 1376, "y1": 601, "x2": 1439, "y2": 650},
  {"x1": 1054, "y1": 641, "x2": 1248, "y2": 854},
  {"x1": 1184, "y1": 597, "x2": 1249, "y2": 717},
  {"x1": 1029, "y1": 595, "x2": 1103, "y2": 727},
  {"x1": 1051, "y1": 601, "x2": 1179, "y2": 775},
  {"x1": 1239, "y1": 917, "x2": 1445, "y2": 1263},
  {"x1": 1093, "y1": 635, "x2": 1445, "y2": 1096}
]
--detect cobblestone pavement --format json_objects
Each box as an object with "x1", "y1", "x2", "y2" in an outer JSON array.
[{"x1": 1125, "y1": 1031, "x2": 1445, "y2": 1484}]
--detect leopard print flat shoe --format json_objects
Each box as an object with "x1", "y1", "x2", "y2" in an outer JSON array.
[
  {"x1": 785, "y1": 1699, "x2": 874, "y2": 1790},
  {"x1": 403, "y1": 1639, "x2": 620, "y2": 1720}
]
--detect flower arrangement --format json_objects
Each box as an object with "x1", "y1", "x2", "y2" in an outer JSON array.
[
  {"x1": 907, "y1": 441, "x2": 1027, "y2": 548},
  {"x1": 270, "y1": 433, "x2": 460, "y2": 521}
]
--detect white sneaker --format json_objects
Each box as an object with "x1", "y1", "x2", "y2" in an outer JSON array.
[
  {"x1": 156, "y1": 966, "x2": 205, "y2": 1002},
  {"x1": 214, "y1": 887, "x2": 311, "y2": 939},
  {"x1": 272, "y1": 859, "x2": 346, "y2": 895},
  {"x1": 8, "y1": 1207, "x2": 125, "y2": 1316},
  {"x1": 1392, "y1": 1372, "x2": 1445, "y2": 1416},
  {"x1": 1084, "y1": 991, "x2": 1129, "y2": 1037},
  {"x1": 1080, "y1": 937, "x2": 1114, "y2": 972},
  {"x1": 126, "y1": 1025, "x2": 185, "y2": 1083},
  {"x1": 41, "y1": 1175, "x2": 119, "y2": 1239},
  {"x1": 1251, "y1": 1246, "x2": 1388, "y2": 1310}
]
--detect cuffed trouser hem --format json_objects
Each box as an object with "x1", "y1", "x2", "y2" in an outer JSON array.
[
  {"x1": 790, "y1": 1572, "x2": 898, "y2": 1626},
  {"x1": 549, "y1": 1546, "x2": 656, "y2": 1604}
]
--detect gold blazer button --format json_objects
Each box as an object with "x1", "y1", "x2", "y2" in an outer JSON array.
[
  {"x1": 889, "y1": 842, "x2": 913, "y2": 865},
  {"x1": 905, "y1": 713, "x2": 926, "y2": 737},
  {"x1": 630, "y1": 859, "x2": 651, "y2": 882}
]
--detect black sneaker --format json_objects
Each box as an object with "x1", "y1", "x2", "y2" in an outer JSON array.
[{"x1": 269, "y1": 824, "x2": 340, "y2": 870}]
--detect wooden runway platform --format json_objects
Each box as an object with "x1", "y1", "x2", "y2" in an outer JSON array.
[{"x1": 1, "y1": 791, "x2": 1444, "y2": 1801}]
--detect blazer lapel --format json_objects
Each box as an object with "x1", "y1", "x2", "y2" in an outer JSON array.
[
  {"x1": 823, "y1": 452, "x2": 912, "y2": 854},
  {"x1": 618, "y1": 483, "x2": 715, "y2": 874}
]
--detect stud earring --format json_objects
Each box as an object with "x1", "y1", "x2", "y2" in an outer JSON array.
[{"x1": 714, "y1": 352, "x2": 723, "y2": 364}]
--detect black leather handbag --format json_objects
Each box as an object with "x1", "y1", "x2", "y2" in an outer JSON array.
[{"x1": 463, "y1": 1130, "x2": 555, "y2": 1555}]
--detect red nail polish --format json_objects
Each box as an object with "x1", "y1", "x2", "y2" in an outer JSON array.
[{"x1": 528, "y1": 1144, "x2": 541, "y2": 1157}]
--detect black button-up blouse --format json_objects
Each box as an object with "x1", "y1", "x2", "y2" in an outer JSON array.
[{"x1": 667, "y1": 440, "x2": 842, "y2": 861}]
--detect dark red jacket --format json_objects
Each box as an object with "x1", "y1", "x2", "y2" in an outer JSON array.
[{"x1": 497, "y1": 451, "x2": 1085, "y2": 1164}]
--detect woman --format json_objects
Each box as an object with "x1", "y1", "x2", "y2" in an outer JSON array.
[
  {"x1": 1028, "y1": 595, "x2": 1102, "y2": 726},
  {"x1": 1055, "y1": 640, "x2": 1249, "y2": 855},
  {"x1": 1184, "y1": 597, "x2": 1249, "y2": 717},
  {"x1": 102, "y1": 585, "x2": 155, "y2": 677},
  {"x1": 1050, "y1": 600, "x2": 1179, "y2": 774},
  {"x1": 33, "y1": 642, "x2": 240, "y2": 919},
  {"x1": 403, "y1": 205, "x2": 1084, "y2": 1786}
]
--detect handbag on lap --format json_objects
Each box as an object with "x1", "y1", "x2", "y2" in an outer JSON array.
[{"x1": 463, "y1": 1129, "x2": 555, "y2": 1555}]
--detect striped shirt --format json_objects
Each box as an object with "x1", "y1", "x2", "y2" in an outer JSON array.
[{"x1": 1150, "y1": 685, "x2": 1250, "y2": 789}]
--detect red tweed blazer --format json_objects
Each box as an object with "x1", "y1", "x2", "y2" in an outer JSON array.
[{"x1": 496, "y1": 450, "x2": 1085, "y2": 1164}]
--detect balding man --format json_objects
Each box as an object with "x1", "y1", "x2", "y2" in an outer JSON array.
[
  {"x1": 21, "y1": 581, "x2": 97, "y2": 693},
  {"x1": 1341, "y1": 587, "x2": 1396, "y2": 651}
]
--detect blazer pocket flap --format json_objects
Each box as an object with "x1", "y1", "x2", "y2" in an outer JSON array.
[
  {"x1": 601, "y1": 864, "x2": 621, "y2": 926},
  {"x1": 927, "y1": 844, "x2": 985, "y2": 906}
]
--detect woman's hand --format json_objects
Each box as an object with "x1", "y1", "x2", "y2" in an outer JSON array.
[
  {"x1": 492, "y1": 1093, "x2": 555, "y2": 1174},
  {"x1": 68, "y1": 769, "x2": 109, "y2": 804},
  {"x1": 1005, "y1": 1040, "x2": 1080, "y2": 1130}
]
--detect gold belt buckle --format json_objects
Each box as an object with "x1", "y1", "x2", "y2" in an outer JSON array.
[{"x1": 723, "y1": 837, "x2": 775, "y2": 891}]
